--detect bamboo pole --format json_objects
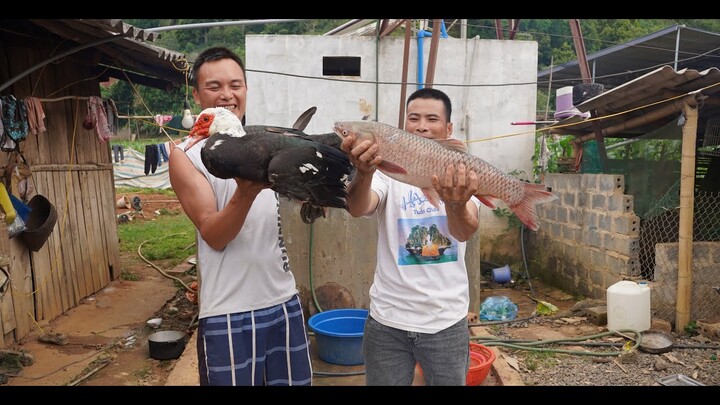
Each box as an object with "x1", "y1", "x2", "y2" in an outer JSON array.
[{"x1": 676, "y1": 102, "x2": 698, "y2": 331}]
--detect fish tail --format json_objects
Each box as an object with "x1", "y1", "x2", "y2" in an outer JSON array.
[{"x1": 509, "y1": 183, "x2": 558, "y2": 231}]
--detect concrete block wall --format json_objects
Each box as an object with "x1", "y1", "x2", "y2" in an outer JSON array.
[{"x1": 528, "y1": 173, "x2": 641, "y2": 299}]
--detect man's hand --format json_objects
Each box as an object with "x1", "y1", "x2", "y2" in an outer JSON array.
[
  {"x1": 431, "y1": 163, "x2": 479, "y2": 213},
  {"x1": 340, "y1": 134, "x2": 383, "y2": 177},
  {"x1": 233, "y1": 177, "x2": 271, "y2": 199}
]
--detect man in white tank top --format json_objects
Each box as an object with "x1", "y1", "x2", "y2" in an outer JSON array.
[{"x1": 169, "y1": 47, "x2": 312, "y2": 386}]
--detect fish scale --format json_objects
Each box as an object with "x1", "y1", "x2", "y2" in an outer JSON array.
[{"x1": 333, "y1": 120, "x2": 558, "y2": 231}]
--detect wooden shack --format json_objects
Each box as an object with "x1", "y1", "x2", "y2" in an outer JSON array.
[{"x1": 0, "y1": 19, "x2": 186, "y2": 347}]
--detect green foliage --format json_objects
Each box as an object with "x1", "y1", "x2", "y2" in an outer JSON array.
[
  {"x1": 117, "y1": 213, "x2": 196, "y2": 268},
  {"x1": 111, "y1": 19, "x2": 718, "y2": 141},
  {"x1": 684, "y1": 320, "x2": 699, "y2": 336},
  {"x1": 605, "y1": 138, "x2": 682, "y2": 161},
  {"x1": 116, "y1": 186, "x2": 177, "y2": 197},
  {"x1": 534, "y1": 133, "x2": 575, "y2": 179}
]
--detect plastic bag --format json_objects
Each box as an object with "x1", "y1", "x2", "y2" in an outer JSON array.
[{"x1": 479, "y1": 296, "x2": 518, "y2": 321}]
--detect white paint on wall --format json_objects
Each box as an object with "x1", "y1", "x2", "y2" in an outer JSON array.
[{"x1": 246, "y1": 34, "x2": 538, "y2": 235}]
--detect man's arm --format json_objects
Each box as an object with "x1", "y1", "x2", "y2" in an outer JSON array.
[
  {"x1": 340, "y1": 135, "x2": 382, "y2": 217},
  {"x1": 169, "y1": 148, "x2": 266, "y2": 251},
  {"x1": 432, "y1": 163, "x2": 480, "y2": 242}
]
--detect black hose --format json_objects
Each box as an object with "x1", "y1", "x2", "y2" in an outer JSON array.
[
  {"x1": 468, "y1": 314, "x2": 537, "y2": 327},
  {"x1": 314, "y1": 370, "x2": 365, "y2": 377}
]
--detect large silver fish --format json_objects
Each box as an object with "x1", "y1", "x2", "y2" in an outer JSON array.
[{"x1": 333, "y1": 120, "x2": 557, "y2": 231}]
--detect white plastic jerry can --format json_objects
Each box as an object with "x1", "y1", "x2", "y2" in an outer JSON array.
[{"x1": 606, "y1": 280, "x2": 651, "y2": 332}]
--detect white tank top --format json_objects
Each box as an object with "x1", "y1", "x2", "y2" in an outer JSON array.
[{"x1": 176, "y1": 138, "x2": 298, "y2": 319}]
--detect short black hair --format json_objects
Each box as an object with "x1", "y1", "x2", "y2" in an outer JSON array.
[
  {"x1": 407, "y1": 87, "x2": 452, "y2": 122},
  {"x1": 190, "y1": 47, "x2": 245, "y2": 87}
]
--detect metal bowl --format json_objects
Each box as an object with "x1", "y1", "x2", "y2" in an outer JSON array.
[{"x1": 639, "y1": 330, "x2": 674, "y2": 354}]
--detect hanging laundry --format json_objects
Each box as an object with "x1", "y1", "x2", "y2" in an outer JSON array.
[
  {"x1": 158, "y1": 143, "x2": 169, "y2": 163},
  {"x1": 84, "y1": 96, "x2": 113, "y2": 142},
  {"x1": 103, "y1": 98, "x2": 119, "y2": 135},
  {"x1": 156, "y1": 143, "x2": 163, "y2": 167},
  {"x1": 144, "y1": 144, "x2": 159, "y2": 174},
  {"x1": 0, "y1": 95, "x2": 29, "y2": 142},
  {"x1": 23, "y1": 97, "x2": 46, "y2": 135},
  {"x1": 0, "y1": 98, "x2": 4, "y2": 139},
  {"x1": 111, "y1": 144, "x2": 124, "y2": 163},
  {"x1": 154, "y1": 115, "x2": 173, "y2": 133}
]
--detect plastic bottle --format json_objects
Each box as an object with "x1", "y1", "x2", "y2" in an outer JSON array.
[{"x1": 479, "y1": 296, "x2": 518, "y2": 321}]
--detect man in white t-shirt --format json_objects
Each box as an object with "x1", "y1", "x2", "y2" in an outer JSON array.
[{"x1": 340, "y1": 88, "x2": 481, "y2": 385}]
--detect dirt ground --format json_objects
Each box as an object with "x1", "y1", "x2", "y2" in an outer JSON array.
[
  {"x1": 4, "y1": 192, "x2": 198, "y2": 387},
  {"x1": 5, "y1": 192, "x2": 717, "y2": 387}
]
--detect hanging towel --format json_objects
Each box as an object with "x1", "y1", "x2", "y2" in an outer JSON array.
[
  {"x1": 85, "y1": 96, "x2": 113, "y2": 142},
  {"x1": 23, "y1": 97, "x2": 46, "y2": 135}
]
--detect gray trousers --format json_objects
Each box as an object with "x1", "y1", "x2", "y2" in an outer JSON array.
[{"x1": 362, "y1": 315, "x2": 469, "y2": 385}]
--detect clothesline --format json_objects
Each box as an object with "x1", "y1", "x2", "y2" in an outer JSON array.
[{"x1": 37, "y1": 95, "x2": 91, "y2": 102}]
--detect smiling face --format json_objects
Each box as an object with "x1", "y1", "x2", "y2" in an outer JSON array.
[
  {"x1": 192, "y1": 58, "x2": 247, "y2": 121},
  {"x1": 404, "y1": 97, "x2": 453, "y2": 140}
]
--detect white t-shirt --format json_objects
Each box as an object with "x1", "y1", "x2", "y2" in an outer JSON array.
[
  {"x1": 177, "y1": 138, "x2": 298, "y2": 319},
  {"x1": 368, "y1": 171, "x2": 481, "y2": 334}
]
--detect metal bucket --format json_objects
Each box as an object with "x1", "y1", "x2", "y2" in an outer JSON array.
[{"x1": 19, "y1": 195, "x2": 58, "y2": 252}]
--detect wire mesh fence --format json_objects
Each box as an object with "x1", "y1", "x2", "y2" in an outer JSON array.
[{"x1": 639, "y1": 187, "x2": 720, "y2": 326}]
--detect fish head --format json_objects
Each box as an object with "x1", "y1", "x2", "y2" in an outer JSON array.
[
  {"x1": 333, "y1": 121, "x2": 375, "y2": 147},
  {"x1": 184, "y1": 107, "x2": 245, "y2": 151}
]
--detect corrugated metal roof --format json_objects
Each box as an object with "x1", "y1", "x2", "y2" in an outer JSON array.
[
  {"x1": 548, "y1": 65, "x2": 720, "y2": 142},
  {"x1": 20, "y1": 19, "x2": 187, "y2": 90},
  {"x1": 538, "y1": 25, "x2": 720, "y2": 92}
]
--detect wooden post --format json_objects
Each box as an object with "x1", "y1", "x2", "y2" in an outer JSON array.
[
  {"x1": 676, "y1": 102, "x2": 698, "y2": 331},
  {"x1": 398, "y1": 20, "x2": 411, "y2": 129},
  {"x1": 569, "y1": 19, "x2": 592, "y2": 84},
  {"x1": 424, "y1": 19, "x2": 441, "y2": 88}
]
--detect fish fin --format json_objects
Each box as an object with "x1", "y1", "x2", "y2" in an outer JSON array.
[
  {"x1": 422, "y1": 188, "x2": 442, "y2": 208},
  {"x1": 435, "y1": 138, "x2": 468, "y2": 153},
  {"x1": 378, "y1": 161, "x2": 407, "y2": 175},
  {"x1": 510, "y1": 183, "x2": 558, "y2": 231},
  {"x1": 292, "y1": 106, "x2": 317, "y2": 131},
  {"x1": 475, "y1": 195, "x2": 497, "y2": 209}
]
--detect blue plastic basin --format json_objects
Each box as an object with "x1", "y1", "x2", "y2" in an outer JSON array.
[{"x1": 308, "y1": 308, "x2": 368, "y2": 366}]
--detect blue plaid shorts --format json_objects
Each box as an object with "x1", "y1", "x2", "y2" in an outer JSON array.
[{"x1": 197, "y1": 294, "x2": 313, "y2": 385}]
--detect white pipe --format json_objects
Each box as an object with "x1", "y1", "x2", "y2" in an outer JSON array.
[{"x1": 146, "y1": 19, "x2": 306, "y2": 33}]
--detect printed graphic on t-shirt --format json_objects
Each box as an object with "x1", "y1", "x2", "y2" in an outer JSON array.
[{"x1": 397, "y1": 217, "x2": 458, "y2": 266}]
